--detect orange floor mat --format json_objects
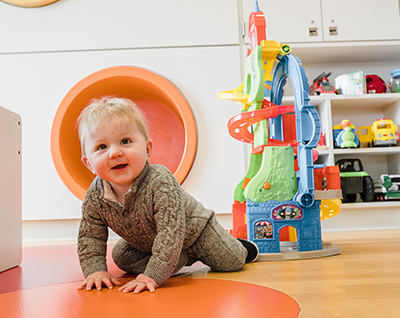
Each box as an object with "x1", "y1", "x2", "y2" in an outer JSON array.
[
  {"x1": 1, "y1": 245, "x2": 301, "y2": 317},
  {"x1": 0, "y1": 244, "x2": 123, "y2": 294},
  {"x1": 0, "y1": 277, "x2": 301, "y2": 318}
]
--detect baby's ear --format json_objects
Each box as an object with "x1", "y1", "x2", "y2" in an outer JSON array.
[
  {"x1": 82, "y1": 157, "x2": 95, "y2": 174},
  {"x1": 146, "y1": 139, "x2": 153, "y2": 159}
]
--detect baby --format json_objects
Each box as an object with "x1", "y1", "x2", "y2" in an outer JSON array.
[{"x1": 76, "y1": 96, "x2": 258, "y2": 294}]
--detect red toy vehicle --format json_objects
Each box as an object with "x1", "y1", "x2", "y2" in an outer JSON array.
[{"x1": 310, "y1": 71, "x2": 336, "y2": 95}]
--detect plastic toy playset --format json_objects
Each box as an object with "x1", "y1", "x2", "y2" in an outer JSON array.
[{"x1": 218, "y1": 1, "x2": 341, "y2": 260}]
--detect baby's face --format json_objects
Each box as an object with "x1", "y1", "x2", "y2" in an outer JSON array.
[{"x1": 82, "y1": 117, "x2": 152, "y2": 192}]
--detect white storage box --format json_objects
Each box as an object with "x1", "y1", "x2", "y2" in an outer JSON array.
[{"x1": 0, "y1": 105, "x2": 22, "y2": 272}]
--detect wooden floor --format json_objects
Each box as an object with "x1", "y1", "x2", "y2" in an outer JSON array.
[{"x1": 183, "y1": 229, "x2": 400, "y2": 318}]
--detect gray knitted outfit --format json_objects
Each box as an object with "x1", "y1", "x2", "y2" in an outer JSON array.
[{"x1": 77, "y1": 162, "x2": 246, "y2": 285}]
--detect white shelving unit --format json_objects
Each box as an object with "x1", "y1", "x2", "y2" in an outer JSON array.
[
  {"x1": 282, "y1": 93, "x2": 400, "y2": 211},
  {"x1": 237, "y1": 0, "x2": 400, "y2": 230}
]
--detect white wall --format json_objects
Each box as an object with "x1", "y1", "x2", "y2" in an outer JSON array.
[
  {"x1": 1, "y1": 0, "x2": 399, "y2": 242},
  {"x1": 0, "y1": 0, "x2": 247, "y2": 241}
]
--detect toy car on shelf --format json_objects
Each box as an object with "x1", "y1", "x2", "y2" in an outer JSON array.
[
  {"x1": 310, "y1": 71, "x2": 336, "y2": 95},
  {"x1": 336, "y1": 158, "x2": 374, "y2": 203},
  {"x1": 374, "y1": 174, "x2": 400, "y2": 201},
  {"x1": 358, "y1": 118, "x2": 398, "y2": 147},
  {"x1": 333, "y1": 119, "x2": 359, "y2": 148}
]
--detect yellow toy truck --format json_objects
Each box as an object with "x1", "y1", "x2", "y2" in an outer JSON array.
[{"x1": 358, "y1": 118, "x2": 398, "y2": 147}]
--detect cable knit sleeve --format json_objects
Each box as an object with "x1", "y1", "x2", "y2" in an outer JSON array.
[
  {"x1": 77, "y1": 182, "x2": 109, "y2": 278},
  {"x1": 143, "y1": 167, "x2": 186, "y2": 284}
]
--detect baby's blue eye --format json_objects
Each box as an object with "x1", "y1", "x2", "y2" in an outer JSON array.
[
  {"x1": 98, "y1": 144, "x2": 107, "y2": 150},
  {"x1": 121, "y1": 139, "x2": 130, "y2": 145}
]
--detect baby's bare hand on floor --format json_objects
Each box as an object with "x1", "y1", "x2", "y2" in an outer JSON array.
[
  {"x1": 78, "y1": 271, "x2": 121, "y2": 291},
  {"x1": 118, "y1": 274, "x2": 160, "y2": 294}
]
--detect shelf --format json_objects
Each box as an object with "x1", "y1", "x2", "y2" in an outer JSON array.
[
  {"x1": 314, "y1": 147, "x2": 400, "y2": 157},
  {"x1": 288, "y1": 40, "x2": 400, "y2": 64},
  {"x1": 341, "y1": 201, "x2": 400, "y2": 211},
  {"x1": 315, "y1": 148, "x2": 329, "y2": 155},
  {"x1": 334, "y1": 147, "x2": 400, "y2": 156},
  {"x1": 319, "y1": 94, "x2": 400, "y2": 109},
  {"x1": 283, "y1": 93, "x2": 400, "y2": 107}
]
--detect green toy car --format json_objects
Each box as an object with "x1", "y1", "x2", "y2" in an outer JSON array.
[{"x1": 336, "y1": 158, "x2": 374, "y2": 203}]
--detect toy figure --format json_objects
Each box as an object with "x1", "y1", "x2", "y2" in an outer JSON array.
[
  {"x1": 333, "y1": 119, "x2": 359, "y2": 148},
  {"x1": 310, "y1": 72, "x2": 336, "y2": 95}
]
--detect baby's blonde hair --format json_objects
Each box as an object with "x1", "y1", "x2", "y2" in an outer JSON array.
[{"x1": 77, "y1": 96, "x2": 150, "y2": 156}]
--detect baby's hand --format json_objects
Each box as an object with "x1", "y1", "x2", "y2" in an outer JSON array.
[
  {"x1": 118, "y1": 274, "x2": 160, "y2": 294},
  {"x1": 78, "y1": 271, "x2": 121, "y2": 291}
]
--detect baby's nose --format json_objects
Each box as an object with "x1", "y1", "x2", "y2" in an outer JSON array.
[{"x1": 109, "y1": 145, "x2": 123, "y2": 158}]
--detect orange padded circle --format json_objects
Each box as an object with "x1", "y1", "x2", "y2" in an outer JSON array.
[
  {"x1": 0, "y1": 278, "x2": 301, "y2": 318},
  {"x1": 51, "y1": 66, "x2": 197, "y2": 200}
]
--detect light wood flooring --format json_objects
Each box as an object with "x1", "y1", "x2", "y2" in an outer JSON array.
[{"x1": 184, "y1": 229, "x2": 400, "y2": 317}]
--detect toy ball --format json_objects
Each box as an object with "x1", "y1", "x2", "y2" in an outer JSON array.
[{"x1": 366, "y1": 74, "x2": 386, "y2": 94}]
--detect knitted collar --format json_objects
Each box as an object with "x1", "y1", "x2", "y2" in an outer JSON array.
[{"x1": 102, "y1": 161, "x2": 150, "y2": 204}]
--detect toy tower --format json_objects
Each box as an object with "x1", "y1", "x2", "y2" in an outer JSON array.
[{"x1": 219, "y1": 0, "x2": 341, "y2": 260}]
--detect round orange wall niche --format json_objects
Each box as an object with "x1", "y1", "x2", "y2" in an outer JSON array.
[{"x1": 51, "y1": 66, "x2": 197, "y2": 201}]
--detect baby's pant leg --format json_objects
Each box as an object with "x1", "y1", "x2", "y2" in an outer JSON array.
[
  {"x1": 186, "y1": 214, "x2": 246, "y2": 272},
  {"x1": 112, "y1": 239, "x2": 151, "y2": 274},
  {"x1": 112, "y1": 239, "x2": 189, "y2": 275}
]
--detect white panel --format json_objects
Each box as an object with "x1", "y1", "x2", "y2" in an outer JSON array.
[
  {"x1": 22, "y1": 214, "x2": 234, "y2": 243},
  {"x1": 242, "y1": 0, "x2": 323, "y2": 43},
  {"x1": 0, "y1": 0, "x2": 239, "y2": 53},
  {"x1": 322, "y1": 207, "x2": 400, "y2": 232},
  {"x1": 321, "y1": 0, "x2": 400, "y2": 42},
  {"x1": 0, "y1": 106, "x2": 22, "y2": 272},
  {"x1": 0, "y1": 46, "x2": 246, "y2": 220}
]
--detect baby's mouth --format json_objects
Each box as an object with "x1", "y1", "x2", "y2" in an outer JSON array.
[{"x1": 112, "y1": 164, "x2": 128, "y2": 170}]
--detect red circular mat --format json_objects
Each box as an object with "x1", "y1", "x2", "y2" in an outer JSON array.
[{"x1": 0, "y1": 277, "x2": 301, "y2": 318}]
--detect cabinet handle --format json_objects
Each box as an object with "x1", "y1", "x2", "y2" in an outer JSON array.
[
  {"x1": 241, "y1": 21, "x2": 246, "y2": 38},
  {"x1": 309, "y1": 27, "x2": 318, "y2": 36},
  {"x1": 329, "y1": 26, "x2": 338, "y2": 36}
]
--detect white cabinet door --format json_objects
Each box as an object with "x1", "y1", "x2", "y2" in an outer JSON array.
[
  {"x1": 0, "y1": 0, "x2": 239, "y2": 53},
  {"x1": 242, "y1": 0, "x2": 323, "y2": 43},
  {"x1": 242, "y1": 0, "x2": 400, "y2": 44},
  {"x1": 321, "y1": 0, "x2": 400, "y2": 42}
]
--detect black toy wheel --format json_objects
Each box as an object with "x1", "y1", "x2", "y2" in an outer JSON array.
[
  {"x1": 344, "y1": 193, "x2": 357, "y2": 203},
  {"x1": 360, "y1": 176, "x2": 374, "y2": 202},
  {"x1": 341, "y1": 178, "x2": 357, "y2": 203}
]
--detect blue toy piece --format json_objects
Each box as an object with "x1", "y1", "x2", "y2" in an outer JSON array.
[
  {"x1": 247, "y1": 199, "x2": 322, "y2": 253},
  {"x1": 271, "y1": 54, "x2": 321, "y2": 206},
  {"x1": 244, "y1": 53, "x2": 324, "y2": 254}
]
